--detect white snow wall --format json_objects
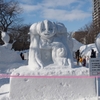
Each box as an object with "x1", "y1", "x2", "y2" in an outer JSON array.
[{"x1": 10, "y1": 77, "x2": 96, "y2": 100}]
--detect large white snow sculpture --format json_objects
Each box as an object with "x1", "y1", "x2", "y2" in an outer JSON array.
[{"x1": 28, "y1": 20, "x2": 73, "y2": 70}]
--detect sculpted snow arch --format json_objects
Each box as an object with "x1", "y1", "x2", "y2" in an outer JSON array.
[{"x1": 28, "y1": 20, "x2": 73, "y2": 70}]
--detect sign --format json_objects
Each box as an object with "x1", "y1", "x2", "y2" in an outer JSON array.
[
  {"x1": 89, "y1": 58, "x2": 100, "y2": 100},
  {"x1": 89, "y1": 58, "x2": 100, "y2": 76}
]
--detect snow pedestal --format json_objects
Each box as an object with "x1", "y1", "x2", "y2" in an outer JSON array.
[{"x1": 10, "y1": 75, "x2": 96, "y2": 100}]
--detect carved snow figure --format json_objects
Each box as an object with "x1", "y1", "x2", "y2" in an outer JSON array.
[
  {"x1": 28, "y1": 20, "x2": 73, "y2": 70},
  {"x1": 1, "y1": 31, "x2": 10, "y2": 44},
  {"x1": 0, "y1": 31, "x2": 12, "y2": 49},
  {"x1": 52, "y1": 43, "x2": 68, "y2": 66}
]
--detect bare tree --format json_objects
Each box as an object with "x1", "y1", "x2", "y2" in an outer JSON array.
[
  {"x1": 9, "y1": 24, "x2": 30, "y2": 50},
  {"x1": 9, "y1": 24, "x2": 30, "y2": 42},
  {"x1": 73, "y1": 22, "x2": 98, "y2": 44},
  {"x1": 0, "y1": 0, "x2": 22, "y2": 32}
]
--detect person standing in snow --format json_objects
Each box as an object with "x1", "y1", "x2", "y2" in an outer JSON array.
[
  {"x1": 90, "y1": 49, "x2": 96, "y2": 58},
  {"x1": 20, "y1": 52, "x2": 24, "y2": 60},
  {"x1": 82, "y1": 56, "x2": 86, "y2": 66},
  {"x1": 76, "y1": 49, "x2": 80, "y2": 65},
  {"x1": 79, "y1": 56, "x2": 83, "y2": 66}
]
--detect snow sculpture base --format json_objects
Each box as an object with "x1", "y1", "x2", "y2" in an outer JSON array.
[
  {"x1": 10, "y1": 67, "x2": 96, "y2": 100},
  {"x1": 10, "y1": 76, "x2": 96, "y2": 100}
]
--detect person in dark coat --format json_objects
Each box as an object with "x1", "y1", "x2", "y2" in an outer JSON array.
[
  {"x1": 76, "y1": 49, "x2": 80, "y2": 65},
  {"x1": 82, "y1": 56, "x2": 86, "y2": 66},
  {"x1": 90, "y1": 49, "x2": 96, "y2": 58},
  {"x1": 20, "y1": 52, "x2": 24, "y2": 60}
]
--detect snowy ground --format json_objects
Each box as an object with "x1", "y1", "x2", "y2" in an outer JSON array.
[
  {"x1": 0, "y1": 39, "x2": 99, "y2": 100},
  {"x1": 0, "y1": 60, "x2": 96, "y2": 100}
]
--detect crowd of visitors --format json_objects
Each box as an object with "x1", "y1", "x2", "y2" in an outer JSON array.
[{"x1": 75, "y1": 49, "x2": 96, "y2": 67}]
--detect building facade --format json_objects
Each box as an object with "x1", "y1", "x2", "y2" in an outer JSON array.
[{"x1": 93, "y1": 0, "x2": 100, "y2": 34}]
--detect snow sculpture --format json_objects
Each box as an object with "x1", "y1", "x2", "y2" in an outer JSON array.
[
  {"x1": 95, "y1": 33, "x2": 100, "y2": 57},
  {"x1": 0, "y1": 31, "x2": 12, "y2": 49},
  {"x1": 0, "y1": 31, "x2": 21, "y2": 63},
  {"x1": 67, "y1": 33, "x2": 73, "y2": 53},
  {"x1": 1, "y1": 31, "x2": 10, "y2": 44},
  {"x1": 28, "y1": 20, "x2": 73, "y2": 70}
]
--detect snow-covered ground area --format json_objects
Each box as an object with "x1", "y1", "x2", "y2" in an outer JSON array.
[
  {"x1": 10, "y1": 78, "x2": 96, "y2": 100},
  {"x1": 0, "y1": 38, "x2": 99, "y2": 100}
]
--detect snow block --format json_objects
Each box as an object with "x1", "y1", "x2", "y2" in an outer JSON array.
[
  {"x1": 10, "y1": 77, "x2": 96, "y2": 100},
  {"x1": 0, "y1": 46, "x2": 21, "y2": 63}
]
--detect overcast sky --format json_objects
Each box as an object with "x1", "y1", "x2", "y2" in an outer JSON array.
[{"x1": 15, "y1": 0, "x2": 92, "y2": 32}]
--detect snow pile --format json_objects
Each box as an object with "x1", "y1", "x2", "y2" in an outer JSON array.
[
  {"x1": 0, "y1": 84, "x2": 9, "y2": 100},
  {"x1": 80, "y1": 43, "x2": 98, "y2": 57},
  {"x1": 0, "y1": 46, "x2": 28, "y2": 74},
  {"x1": 0, "y1": 46, "x2": 21, "y2": 63}
]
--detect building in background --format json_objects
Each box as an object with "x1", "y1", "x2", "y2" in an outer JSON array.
[{"x1": 92, "y1": 0, "x2": 100, "y2": 34}]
